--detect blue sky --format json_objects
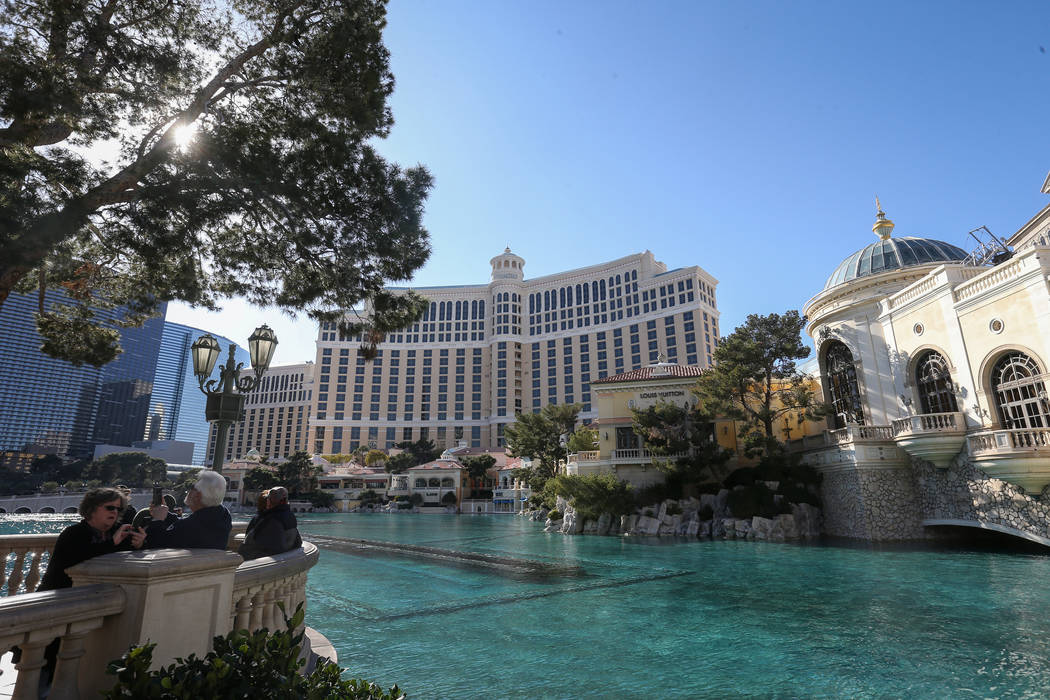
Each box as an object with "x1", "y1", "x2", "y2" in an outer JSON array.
[{"x1": 168, "y1": 0, "x2": 1050, "y2": 366}]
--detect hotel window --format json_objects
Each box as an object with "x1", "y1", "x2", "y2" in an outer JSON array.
[
  {"x1": 824, "y1": 341, "x2": 864, "y2": 429},
  {"x1": 991, "y1": 351, "x2": 1049, "y2": 429}
]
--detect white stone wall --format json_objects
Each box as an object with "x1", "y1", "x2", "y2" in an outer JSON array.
[{"x1": 820, "y1": 467, "x2": 925, "y2": 540}]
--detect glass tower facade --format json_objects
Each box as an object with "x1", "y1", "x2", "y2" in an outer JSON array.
[
  {"x1": 0, "y1": 290, "x2": 166, "y2": 459},
  {"x1": 0, "y1": 289, "x2": 246, "y2": 466},
  {"x1": 149, "y1": 322, "x2": 248, "y2": 465}
]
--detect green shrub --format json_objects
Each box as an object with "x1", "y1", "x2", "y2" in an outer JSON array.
[
  {"x1": 441, "y1": 491, "x2": 458, "y2": 506},
  {"x1": 633, "y1": 482, "x2": 675, "y2": 507},
  {"x1": 726, "y1": 483, "x2": 778, "y2": 519},
  {"x1": 542, "y1": 473, "x2": 634, "y2": 521},
  {"x1": 103, "y1": 604, "x2": 404, "y2": 699},
  {"x1": 722, "y1": 467, "x2": 756, "y2": 489},
  {"x1": 309, "y1": 491, "x2": 335, "y2": 508},
  {"x1": 409, "y1": 493, "x2": 423, "y2": 506},
  {"x1": 695, "y1": 481, "x2": 721, "y2": 495},
  {"x1": 786, "y1": 463, "x2": 823, "y2": 486},
  {"x1": 698, "y1": 504, "x2": 714, "y2": 521},
  {"x1": 395, "y1": 495, "x2": 410, "y2": 503},
  {"x1": 665, "y1": 502, "x2": 682, "y2": 516},
  {"x1": 547, "y1": 509, "x2": 562, "y2": 521}
]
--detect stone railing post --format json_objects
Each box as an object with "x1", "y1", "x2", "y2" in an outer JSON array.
[{"x1": 66, "y1": 548, "x2": 243, "y2": 696}]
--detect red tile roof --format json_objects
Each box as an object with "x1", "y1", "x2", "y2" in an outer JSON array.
[
  {"x1": 592, "y1": 363, "x2": 706, "y2": 385},
  {"x1": 409, "y1": 459, "x2": 465, "y2": 471}
]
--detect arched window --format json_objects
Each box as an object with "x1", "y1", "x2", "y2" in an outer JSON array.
[
  {"x1": 915, "y1": 351, "x2": 958, "y2": 414},
  {"x1": 428, "y1": 477, "x2": 440, "y2": 487},
  {"x1": 414, "y1": 478, "x2": 426, "y2": 488},
  {"x1": 991, "y1": 352, "x2": 1049, "y2": 429},
  {"x1": 441, "y1": 477, "x2": 454, "y2": 487},
  {"x1": 824, "y1": 341, "x2": 863, "y2": 428}
]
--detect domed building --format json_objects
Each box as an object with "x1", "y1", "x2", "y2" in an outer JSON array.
[{"x1": 799, "y1": 180, "x2": 1050, "y2": 543}]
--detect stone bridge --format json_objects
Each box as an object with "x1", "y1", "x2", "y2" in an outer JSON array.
[
  {"x1": 800, "y1": 433, "x2": 1050, "y2": 547},
  {"x1": 0, "y1": 489, "x2": 151, "y2": 514}
]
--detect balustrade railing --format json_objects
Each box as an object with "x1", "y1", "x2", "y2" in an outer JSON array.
[
  {"x1": 968, "y1": 428, "x2": 1050, "y2": 454},
  {"x1": 0, "y1": 584, "x2": 125, "y2": 700},
  {"x1": 891, "y1": 412, "x2": 964, "y2": 437},
  {"x1": 571, "y1": 451, "x2": 600, "y2": 462},
  {"x1": 231, "y1": 542, "x2": 319, "y2": 634},
  {"x1": 828, "y1": 425, "x2": 895, "y2": 444},
  {"x1": 0, "y1": 534, "x2": 58, "y2": 596}
]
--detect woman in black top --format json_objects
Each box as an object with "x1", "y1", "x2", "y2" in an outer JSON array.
[{"x1": 38, "y1": 487, "x2": 146, "y2": 591}]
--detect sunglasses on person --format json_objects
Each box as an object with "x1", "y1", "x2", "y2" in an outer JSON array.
[{"x1": 101, "y1": 505, "x2": 121, "y2": 512}]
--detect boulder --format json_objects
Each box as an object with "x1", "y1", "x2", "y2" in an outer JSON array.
[
  {"x1": 721, "y1": 518, "x2": 737, "y2": 538},
  {"x1": 699, "y1": 520, "x2": 712, "y2": 538},
  {"x1": 711, "y1": 518, "x2": 726, "y2": 538},
  {"x1": 699, "y1": 493, "x2": 718, "y2": 512},
  {"x1": 751, "y1": 516, "x2": 774, "y2": 540},
  {"x1": 775, "y1": 513, "x2": 799, "y2": 540},
  {"x1": 582, "y1": 519, "x2": 598, "y2": 535},
  {"x1": 685, "y1": 520, "x2": 699, "y2": 537},
  {"x1": 621, "y1": 514, "x2": 638, "y2": 534},
  {"x1": 658, "y1": 523, "x2": 675, "y2": 536},
  {"x1": 635, "y1": 515, "x2": 661, "y2": 536},
  {"x1": 561, "y1": 510, "x2": 583, "y2": 534},
  {"x1": 735, "y1": 519, "x2": 752, "y2": 539},
  {"x1": 596, "y1": 512, "x2": 613, "y2": 536},
  {"x1": 716, "y1": 489, "x2": 730, "y2": 514}
]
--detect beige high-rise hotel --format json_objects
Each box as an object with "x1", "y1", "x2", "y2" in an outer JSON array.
[{"x1": 309, "y1": 249, "x2": 719, "y2": 453}]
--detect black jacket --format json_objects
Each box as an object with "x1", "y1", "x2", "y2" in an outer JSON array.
[
  {"x1": 39, "y1": 520, "x2": 131, "y2": 591},
  {"x1": 237, "y1": 503, "x2": 302, "y2": 560},
  {"x1": 145, "y1": 505, "x2": 232, "y2": 550}
]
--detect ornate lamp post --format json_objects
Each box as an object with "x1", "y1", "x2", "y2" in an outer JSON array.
[{"x1": 191, "y1": 325, "x2": 278, "y2": 473}]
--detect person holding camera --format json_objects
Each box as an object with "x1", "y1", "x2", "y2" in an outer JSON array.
[{"x1": 144, "y1": 470, "x2": 231, "y2": 550}]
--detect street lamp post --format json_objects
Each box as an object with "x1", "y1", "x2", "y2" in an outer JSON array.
[{"x1": 190, "y1": 325, "x2": 278, "y2": 473}]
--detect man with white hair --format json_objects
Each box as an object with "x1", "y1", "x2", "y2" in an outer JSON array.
[{"x1": 144, "y1": 470, "x2": 232, "y2": 550}]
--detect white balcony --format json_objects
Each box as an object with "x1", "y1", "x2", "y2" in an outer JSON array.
[
  {"x1": 967, "y1": 428, "x2": 1050, "y2": 493},
  {"x1": 891, "y1": 411, "x2": 967, "y2": 467}
]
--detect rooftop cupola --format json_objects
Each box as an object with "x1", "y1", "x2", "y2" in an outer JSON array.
[
  {"x1": 490, "y1": 247, "x2": 525, "y2": 282},
  {"x1": 873, "y1": 197, "x2": 895, "y2": 240}
]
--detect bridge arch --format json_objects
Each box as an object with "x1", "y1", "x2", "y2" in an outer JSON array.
[
  {"x1": 63, "y1": 507, "x2": 78, "y2": 514},
  {"x1": 924, "y1": 519, "x2": 1050, "y2": 549},
  {"x1": 15, "y1": 507, "x2": 31, "y2": 514},
  {"x1": 39, "y1": 507, "x2": 56, "y2": 514}
]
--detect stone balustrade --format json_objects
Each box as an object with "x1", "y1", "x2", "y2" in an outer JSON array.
[
  {"x1": 231, "y1": 542, "x2": 318, "y2": 635},
  {"x1": 968, "y1": 427, "x2": 1050, "y2": 454},
  {"x1": 891, "y1": 411, "x2": 962, "y2": 436},
  {"x1": 828, "y1": 425, "x2": 895, "y2": 444},
  {"x1": 571, "y1": 450, "x2": 600, "y2": 461},
  {"x1": 1, "y1": 584, "x2": 126, "y2": 700},
  {"x1": 0, "y1": 535, "x2": 57, "y2": 596},
  {"x1": 0, "y1": 525, "x2": 319, "y2": 699}
]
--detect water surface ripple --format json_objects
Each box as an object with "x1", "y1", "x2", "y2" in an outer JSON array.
[{"x1": 299, "y1": 514, "x2": 1050, "y2": 699}]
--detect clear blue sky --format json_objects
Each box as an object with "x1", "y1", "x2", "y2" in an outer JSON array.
[{"x1": 168, "y1": 0, "x2": 1050, "y2": 366}]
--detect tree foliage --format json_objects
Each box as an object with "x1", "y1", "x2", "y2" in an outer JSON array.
[
  {"x1": 694, "y1": 310, "x2": 823, "y2": 456},
  {"x1": 566, "y1": 425, "x2": 597, "y2": 453},
  {"x1": 1, "y1": 0, "x2": 432, "y2": 366},
  {"x1": 461, "y1": 454, "x2": 495, "y2": 483},
  {"x1": 364, "y1": 449, "x2": 387, "y2": 467},
  {"x1": 631, "y1": 402, "x2": 733, "y2": 488},
  {"x1": 83, "y1": 451, "x2": 168, "y2": 486},
  {"x1": 503, "y1": 404, "x2": 581, "y2": 489},
  {"x1": 243, "y1": 466, "x2": 280, "y2": 492},
  {"x1": 391, "y1": 439, "x2": 439, "y2": 466},
  {"x1": 276, "y1": 451, "x2": 320, "y2": 497}
]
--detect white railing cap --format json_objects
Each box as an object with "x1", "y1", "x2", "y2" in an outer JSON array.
[
  {"x1": 234, "y1": 542, "x2": 319, "y2": 589},
  {"x1": 0, "y1": 584, "x2": 125, "y2": 634},
  {"x1": 69, "y1": 548, "x2": 244, "y2": 584}
]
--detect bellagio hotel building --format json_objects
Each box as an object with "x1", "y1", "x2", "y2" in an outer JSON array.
[{"x1": 310, "y1": 249, "x2": 720, "y2": 453}]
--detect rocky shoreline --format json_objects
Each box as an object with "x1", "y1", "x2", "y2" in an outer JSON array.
[{"x1": 527, "y1": 489, "x2": 822, "y2": 541}]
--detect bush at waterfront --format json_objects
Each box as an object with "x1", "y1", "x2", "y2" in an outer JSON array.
[{"x1": 103, "y1": 604, "x2": 404, "y2": 699}]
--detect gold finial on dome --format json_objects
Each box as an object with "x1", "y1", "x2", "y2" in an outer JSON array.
[{"x1": 872, "y1": 196, "x2": 895, "y2": 240}]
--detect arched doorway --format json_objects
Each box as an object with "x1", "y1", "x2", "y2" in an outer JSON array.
[
  {"x1": 824, "y1": 341, "x2": 864, "y2": 428},
  {"x1": 915, "y1": 350, "x2": 958, "y2": 414},
  {"x1": 991, "y1": 352, "x2": 1049, "y2": 429}
]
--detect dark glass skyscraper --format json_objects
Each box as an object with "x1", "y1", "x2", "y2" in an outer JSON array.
[
  {"x1": 149, "y1": 322, "x2": 247, "y2": 465},
  {"x1": 0, "y1": 290, "x2": 166, "y2": 459},
  {"x1": 0, "y1": 289, "x2": 247, "y2": 466}
]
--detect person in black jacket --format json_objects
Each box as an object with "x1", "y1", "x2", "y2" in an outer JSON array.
[
  {"x1": 39, "y1": 487, "x2": 146, "y2": 591},
  {"x1": 237, "y1": 486, "x2": 302, "y2": 560},
  {"x1": 144, "y1": 470, "x2": 232, "y2": 550}
]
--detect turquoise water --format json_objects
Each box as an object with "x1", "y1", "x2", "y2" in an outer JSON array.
[
  {"x1": 297, "y1": 515, "x2": 1050, "y2": 699},
  {"x1": 7, "y1": 514, "x2": 1050, "y2": 698}
]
